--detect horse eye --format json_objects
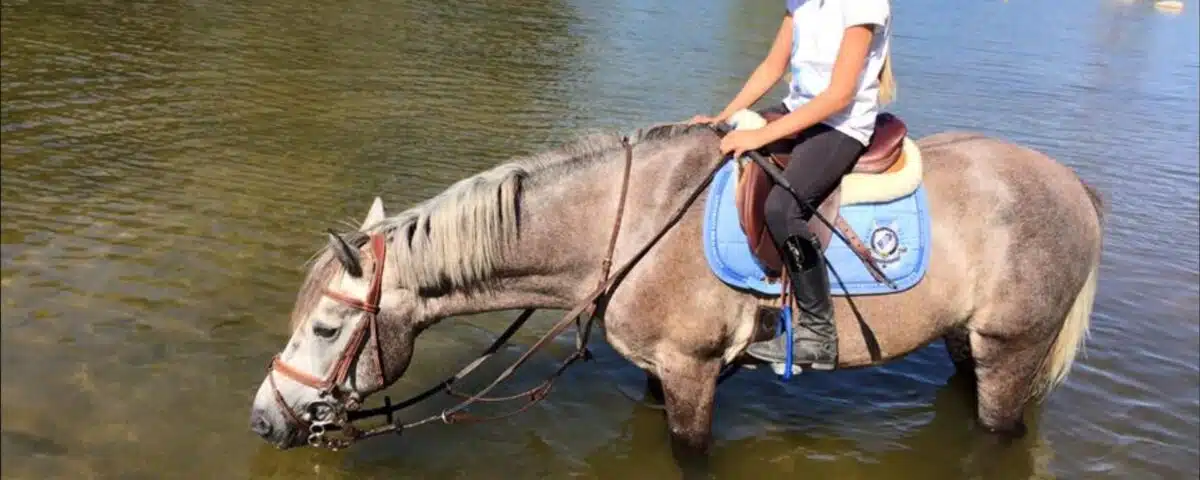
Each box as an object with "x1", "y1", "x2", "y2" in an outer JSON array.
[{"x1": 312, "y1": 324, "x2": 339, "y2": 339}]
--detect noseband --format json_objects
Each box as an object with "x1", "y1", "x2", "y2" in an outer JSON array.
[{"x1": 266, "y1": 232, "x2": 388, "y2": 448}]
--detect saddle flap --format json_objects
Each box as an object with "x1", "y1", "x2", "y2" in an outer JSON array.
[
  {"x1": 735, "y1": 154, "x2": 781, "y2": 274},
  {"x1": 734, "y1": 158, "x2": 841, "y2": 277}
]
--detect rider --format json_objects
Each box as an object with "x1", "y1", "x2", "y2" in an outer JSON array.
[{"x1": 690, "y1": 0, "x2": 896, "y2": 370}]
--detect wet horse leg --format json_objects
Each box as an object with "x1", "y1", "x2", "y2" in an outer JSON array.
[
  {"x1": 941, "y1": 326, "x2": 982, "y2": 413},
  {"x1": 968, "y1": 328, "x2": 1051, "y2": 438},
  {"x1": 655, "y1": 350, "x2": 722, "y2": 465}
]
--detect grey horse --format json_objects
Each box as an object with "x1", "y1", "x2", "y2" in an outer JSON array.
[{"x1": 248, "y1": 119, "x2": 1104, "y2": 462}]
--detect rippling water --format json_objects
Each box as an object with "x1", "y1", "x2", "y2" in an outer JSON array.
[{"x1": 2, "y1": 0, "x2": 1197, "y2": 478}]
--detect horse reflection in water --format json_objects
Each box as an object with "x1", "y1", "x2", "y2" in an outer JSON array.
[
  {"x1": 248, "y1": 121, "x2": 1104, "y2": 469},
  {"x1": 585, "y1": 366, "x2": 1058, "y2": 479}
]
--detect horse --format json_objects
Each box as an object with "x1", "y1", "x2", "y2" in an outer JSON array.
[{"x1": 247, "y1": 112, "x2": 1105, "y2": 463}]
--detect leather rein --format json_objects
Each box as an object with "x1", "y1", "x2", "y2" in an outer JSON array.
[{"x1": 266, "y1": 131, "x2": 728, "y2": 451}]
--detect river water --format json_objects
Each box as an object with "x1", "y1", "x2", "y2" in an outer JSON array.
[{"x1": 2, "y1": 0, "x2": 1197, "y2": 478}]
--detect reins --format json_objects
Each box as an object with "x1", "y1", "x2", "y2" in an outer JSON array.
[{"x1": 297, "y1": 129, "x2": 730, "y2": 450}]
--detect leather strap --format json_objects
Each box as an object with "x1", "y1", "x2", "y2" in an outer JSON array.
[{"x1": 833, "y1": 215, "x2": 887, "y2": 284}]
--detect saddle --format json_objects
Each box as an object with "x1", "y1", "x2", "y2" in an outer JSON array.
[{"x1": 733, "y1": 112, "x2": 909, "y2": 279}]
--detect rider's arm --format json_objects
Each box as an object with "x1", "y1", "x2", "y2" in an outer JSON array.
[{"x1": 711, "y1": 14, "x2": 794, "y2": 122}]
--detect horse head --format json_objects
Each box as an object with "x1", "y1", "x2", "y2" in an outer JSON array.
[{"x1": 249, "y1": 197, "x2": 422, "y2": 449}]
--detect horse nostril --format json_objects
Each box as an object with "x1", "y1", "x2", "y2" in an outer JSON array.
[{"x1": 250, "y1": 409, "x2": 273, "y2": 438}]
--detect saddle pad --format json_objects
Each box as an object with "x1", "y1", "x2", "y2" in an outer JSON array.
[{"x1": 701, "y1": 160, "x2": 932, "y2": 297}]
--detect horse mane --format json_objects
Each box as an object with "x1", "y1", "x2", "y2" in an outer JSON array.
[{"x1": 288, "y1": 122, "x2": 711, "y2": 330}]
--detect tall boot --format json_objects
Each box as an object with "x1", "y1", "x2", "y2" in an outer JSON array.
[{"x1": 744, "y1": 233, "x2": 838, "y2": 370}]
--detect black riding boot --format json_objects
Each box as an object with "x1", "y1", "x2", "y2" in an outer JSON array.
[{"x1": 745, "y1": 233, "x2": 838, "y2": 370}]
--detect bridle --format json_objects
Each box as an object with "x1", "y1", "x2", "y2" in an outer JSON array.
[
  {"x1": 260, "y1": 130, "x2": 741, "y2": 451},
  {"x1": 265, "y1": 232, "x2": 389, "y2": 448}
]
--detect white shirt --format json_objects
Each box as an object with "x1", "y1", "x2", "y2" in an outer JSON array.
[{"x1": 782, "y1": 0, "x2": 892, "y2": 146}]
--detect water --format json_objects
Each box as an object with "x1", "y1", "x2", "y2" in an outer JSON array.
[{"x1": 2, "y1": 0, "x2": 1197, "y2": 478}]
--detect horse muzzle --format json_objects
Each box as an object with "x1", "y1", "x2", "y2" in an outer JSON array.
[{"x1": 249, "y1": 406, "x2": 308, "y2": 449}]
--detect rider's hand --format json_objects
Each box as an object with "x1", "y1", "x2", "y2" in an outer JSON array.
[
  {"x1": 688, "y1": 114, "x2": 721, "y2": 125},
  {"x1": 719, "y1": 129, "x2": 770, "y2": 159}
]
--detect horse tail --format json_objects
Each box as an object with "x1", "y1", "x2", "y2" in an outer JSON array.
[
  {"x1": 1034, "y1": 178, "x2": 1105, "y2": 398},
  {"x1": 1081, "y1": 179, "x2": 1107, "y2": 226}
]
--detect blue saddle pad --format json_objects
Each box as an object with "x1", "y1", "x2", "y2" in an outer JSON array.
[{"x1": 701, "y1": 160, "x2": 931, "y2": 297}]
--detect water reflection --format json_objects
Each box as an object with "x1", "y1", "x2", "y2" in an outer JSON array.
[{"x1": 576, "y1": 370, "x2": 1057, "y2": 480}]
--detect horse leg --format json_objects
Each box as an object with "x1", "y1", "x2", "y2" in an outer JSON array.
[
  {"x1": 941, "y1": 326, "x2": 981, "y2": 417},
  {"x1": 968, "y1": 329, "x2": 1049, "y2": 438},
  {"x1": 655, "y1": 351, "x2": 722, "y2": 459}
]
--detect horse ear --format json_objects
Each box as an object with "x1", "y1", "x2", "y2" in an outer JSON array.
[
  {"x1": 327, "y1": 230, "x2": 363, "y2": 278},
  {"x1": 360, "y1": 196, "x2": 386, "y2": 230}
]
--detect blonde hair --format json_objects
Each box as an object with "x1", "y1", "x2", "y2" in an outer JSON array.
[{"x1": 878, "y1": 51, "x2": 897, "y2": 105}]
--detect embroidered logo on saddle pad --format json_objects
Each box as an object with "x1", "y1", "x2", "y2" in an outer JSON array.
[{"x1": 868, "y1": 220, "x2": 907, "y2": 264}]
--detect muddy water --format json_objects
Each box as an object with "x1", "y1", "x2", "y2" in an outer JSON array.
[{"x1": 2, "y1": 0, "x2": 1197, "y2": 478}]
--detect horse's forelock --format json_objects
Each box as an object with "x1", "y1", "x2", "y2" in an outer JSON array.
[{"x1": 288, "y1": 232, "x2": 372, "y2": 331}]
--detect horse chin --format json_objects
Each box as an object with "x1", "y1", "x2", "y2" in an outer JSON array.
[
  {"x1": 250, "y1": 396, "x2": 314, "y2": 450},
  {"x1": 269, "y1": 425, "x2": 309, "y2": 450}
]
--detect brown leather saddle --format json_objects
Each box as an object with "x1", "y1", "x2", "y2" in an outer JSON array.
[{"x1": 733, "y1": 111, "x2": 909, "y2": 279}]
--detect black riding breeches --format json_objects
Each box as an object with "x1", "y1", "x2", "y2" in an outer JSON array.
[{"x1": 757, "y1": 105, "x2": 866, "y2": 248}]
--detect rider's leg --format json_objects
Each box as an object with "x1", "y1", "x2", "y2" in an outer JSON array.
[{"x1": 748, "y1": 123, "x2": 864, "y2": 370}]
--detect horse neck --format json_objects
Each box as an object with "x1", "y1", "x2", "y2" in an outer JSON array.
[
  {"x1": 409, "y1": 130, "x2": 721, "y2": 325},
  {"x1": 410, "y1": 150, "x2": 647, "y2": 323}
]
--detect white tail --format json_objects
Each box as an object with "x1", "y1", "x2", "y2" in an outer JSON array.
[{"x1": 1034, "y1": 255, "x2": 1099, "y2": 398}]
